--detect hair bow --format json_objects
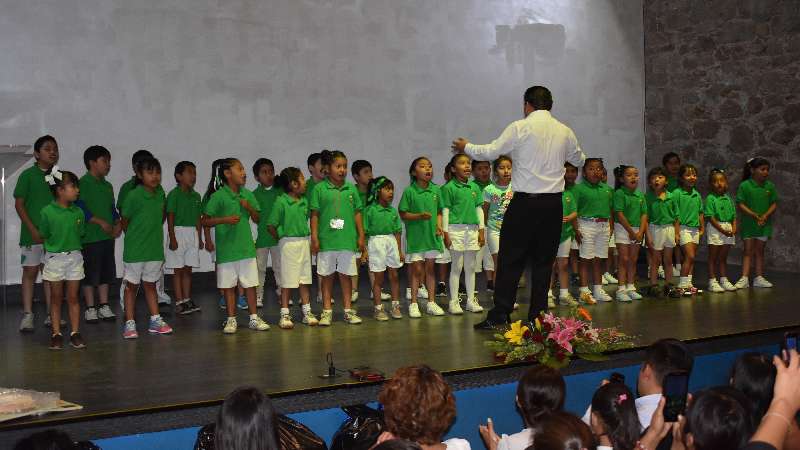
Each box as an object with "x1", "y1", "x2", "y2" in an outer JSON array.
[
  {"x1": 367, "y1": 176, "x2": 389, "y2": 206},
  {"x1": 616, "y1": 393, "x2": 628, "y2": 405},
  {"x1": 44, "y1": 165, "x2": 63, "y2": 186}
]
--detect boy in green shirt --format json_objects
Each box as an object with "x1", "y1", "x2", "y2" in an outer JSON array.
[
  {"x1": 306, "y1": 151, "x2": 328, "y2": 304},
  {"x1": 252, "y1": 158, "x2": 281, "y2": 307},
  {"x1": 705, "y1": 169, "x2": 737, "y2": 293},
  {"x1": 350, "y1": 159, "x2": 373, "y2": 303},
  {"x1": 14, "y1": 135, "x2": 59, "y2": 332},
  {"x1": 166, "y1": 161, "x2": 203, "y2": 315},
  {"x1": 77, "y1": 145, "x2": 120, "y2": 323},
  {"x1": 471, "y1": 159, "x2": 494, "y2": 289}
]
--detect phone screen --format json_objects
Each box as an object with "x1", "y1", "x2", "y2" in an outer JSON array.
[
  {"x1": 787, "y1": 335, "x2": 797, "y2": 350},
  {"x1": 663, "y1": 372, "x2": 689, "y2": 422}
]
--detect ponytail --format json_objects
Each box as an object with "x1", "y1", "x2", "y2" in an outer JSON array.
[
  {"x1": 274, "y1": 167, "x2": 302, "y2": 193},
  {"x1": 613, "y1": 165, "x2": 630, "y2": 190},
  {"x1": 203, "y1": 158, "x2": 236, "y2": 202}
]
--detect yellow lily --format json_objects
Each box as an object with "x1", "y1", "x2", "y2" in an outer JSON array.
[{"x1": 504, "y1": 320, "x2": 530, "y2": 345}]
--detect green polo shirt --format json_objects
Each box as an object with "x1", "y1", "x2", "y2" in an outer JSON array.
[
  {"x1": 267, "y1": 193, "x2": 310, "y2": 239},
  {"x1": 613, "y1": 187, "x2": 647, "y2": 227},
  {"x1": 646, "y1": 191, "x2": 677, "y2": 225},
  {"x1": 13, "y1": 164, "x2": 54, "y2": 246},
  {"x1": 166, "y1": 186, "x2": 202, "y2": 227},
  {"x1": 398, "y1": 181, "x2": 444, "y2": 254},
  {"x1": 252, "y1": 185, "x2": 281, "y2": 248},
  {"x1": 118, "y1": 177, "x2": 165, "y2": 215},
  {"x1": 560, "y1": 190, "x2": 577, "y2": 243},
  {"x1": 305, "y1": 177, "x2": 324, "y2": 199},
  {"x1": 441, "y1": 179, "x2": 483, "y2": 225},
  {"x1": 121, "y1": 185, "x2": 166, "y2": 262},
  {"x1": 704, "y1": 193, "x2": 736, "y2": 223},
  {"x1": 204, "y1": 185, "x2": 260, "y2": 263},
  {"x1": 364, "y1": 204, "x2": 402, "y2": 237},
  {"x1": 474, "y1": 179, "x2": 491, "y2": 191},
  {"x1": 309, "y1": 179, "x2": 362, "y2": 252},
  {"x1": 357, "y1": 188, "x2": 369, "y2": 210},
  {"x1": 666, "y1": 175, "x2": 680, "y2": 192},
  {"x1": 737, "y1": 179, "x2": 778, "y2": 238},
  {"x1": 671, "y1": 187, "x2": 703, "y2": 228},
  {"x1": 572, "y1": 180, "x2": 613, "y2": 219},
  {"x1": 39, "y1": 202, "x2": 86, "y2": 253},
  {"x1": 78, "y1": 173, "x2": 116, "y2": 244}
]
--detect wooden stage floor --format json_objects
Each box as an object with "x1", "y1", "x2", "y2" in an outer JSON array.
[{"x1": 1, "y1": 269, "x2": 798, "y2": 430}]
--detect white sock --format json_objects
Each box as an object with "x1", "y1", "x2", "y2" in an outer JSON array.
[
  {"x1": 559, "y1": 288, "x2": 569, "y2": 297},
  {"x1": 392, "y1": 300, "x2": 400, "y2": 307},
  {"x1": 626, "y1": 283, "x2": 636, "y2": 291},
  {"x1": 679, "y1": 276, "x2": 688, "y2": 286},
  {"x1": 580, "y1": 286, "x2": 591, "y2": 293},
  {"x1": 676, "y1": 263, "x2": 682, "y2": 270},
  {"x1": 375, "y1": 304, "x2": 384, "y2": 311},
  {"x1": 249, "y1": 314, "x2": 258, "y2": 320},
  {"x1": 344, "y1": 308, "x2": 352, "y2": 314},
  {"x1": 301, "y1": 304, "x2": 311, "y2": 314},
  {"x1": 548, "y1": 288, "x2": 554, "y2": 297},
  {"x1": 280, "y1": 307, "x2": 290, "y2": 315},
  {"x1": 593, "y1": 284, "x2": 604, "y2": 295},
  {"x1": 150, "y1": 314, "x2": 160, "y2": 321},
  {"x1": 688, "y1": 274, "x2": 693, "y2": 281}
]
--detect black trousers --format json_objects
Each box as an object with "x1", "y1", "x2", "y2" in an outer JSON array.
[{"x1": 487, "y1": 192, "x2": 562, "y2": 322}]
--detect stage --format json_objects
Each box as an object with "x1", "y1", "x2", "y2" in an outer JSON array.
[{"x1": 1, "y1": 268, "x2": 798, "y2": 444}]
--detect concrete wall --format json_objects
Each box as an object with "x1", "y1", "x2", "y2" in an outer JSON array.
[{"x1": 644, "y1": 0, "x2": 800, "y2": 271}]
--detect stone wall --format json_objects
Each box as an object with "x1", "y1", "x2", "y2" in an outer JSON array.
[{"x1": 644, "y1": 0, "x2": 800, "y2": 271}]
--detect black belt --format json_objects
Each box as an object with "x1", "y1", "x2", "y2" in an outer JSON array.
[{"x1": 514, "y1": 192, "x2": 561, "y2": 198}]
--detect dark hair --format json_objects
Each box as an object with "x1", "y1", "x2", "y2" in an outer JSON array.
[
  {"x1": 730, "y1": 352, "x2": 776, "y2": 425},
  {"x1": 449, "y1": 153, "x2": 470, "y2": 169},
  {"x1": 351, "y1": 159, "x2": 372, "y2": 177},
  {"x1": 174, "y1": 161, "x2": 196, "y2": 183},
  {"x1": 274, "y1": 167, "x2": 303, "y2": 193},
  {"x1": 662, "y1": 152, "x2": 680, "y2": 167},
  {"x1": 131, "y1": 149, "x2": 153, "y2": 166},
  {"x1": 708, "y1": 168, "x2": 727, "y2": 184},
  {"x1": 307, "y1": 152, "x2": 322, "y2": 167},
  {"x1": 643, "y1": 338, "x2": 694, "y2": 388},
  {"x1": 517, "y1": 366, "x2": 566, "y2": 429},
  {"x1": 742, "y1": 157, "x2": 770, "y2": 181},
  {"x1": 582, "y1": 158, "x2": 604, "y2": 174},
  {"x1": 471, "y1": 159, "x2": 491, "y2": 170},
  {"x1": 45, "y1": 169, "x2": 79, "y2": 198},
  {"x1": 13, "y1": 429, "x2": 76, "y2": 450},
  {"x1": 647, "y1": 166, "x2": 667, "y2": 181},
  {"x1": 372, "y1": 440, "x2": 423, "y2": 450},
  {"x1": 252, "y1": 158, "x2": 274, "y2": 176},
  {"x1": 677, "y1": 164, "x2": 698, "y2": 188},
  {"x1": 613, "y1": 165, "x2": 633, "y2": 190},
  {"x1": 590, "y1": 383, "x2": 640, "y2": 450},
  {"x1": 366, "y1": 176, "x2": 394, "y2": 206},
  {"x1": 408, "y1": 157, "x2": 431, "y2": 182},
  {"x1": 203, "y1": 158, "x2": 237, "y2": 202},
  {"x1": 133, "y1": 157, "x2": 162, "y2": 186},
  {"x1": 564, "y1": 161, "x2": 577, "y2": 170},
  {"x1": 534, "y1": 412, "x2": 597, "y2": 450},
  {"x1": 83, "y1": 145, "x2": 111, "y2": 170},
  {"x1": 443, "y1": 161, "x2": 453, "y2": 181},
  {"x1": 215, "y1": 386, "x2": 279, "y2": 450},
  {"x1": 524, "y1": 86, "x2": 553, "y2": 111},
  {"x1": 684, "y1": 386, "x2": 754, "y2": 450},
  {"x1": 493, "y1": 156, "x2": 512, "y2": 172},
  {"x1": 33, "y1": 135, "x2": 57, "y2": 153},
  {"x1": 320, "y1": 149, "x2": 336, "y2": 167}
]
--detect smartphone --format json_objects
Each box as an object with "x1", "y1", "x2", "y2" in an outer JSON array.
[
  {"x1": 782, "y1": 332, "x2": 798, "y2": 364},
  {"x1": 609, "y1": 372, "x2": 625, "y2": 384},
  {"x1": 662, "y1": 371, "x2": 690, "y2": 422}
]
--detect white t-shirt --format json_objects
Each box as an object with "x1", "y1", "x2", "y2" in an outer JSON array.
[
  {"x1": 498, "y1": 428, "x2": 534, "y2": 450},
  {"x1": 443, "y1": 438, "x2": 471, "y2": 450}
]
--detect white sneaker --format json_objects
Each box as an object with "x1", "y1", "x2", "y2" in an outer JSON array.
[
  {"x1": 249, "y1": 316, "x2": 270, "y2": 331},
  {"x1": 603, "y1": 272, "x2": 618, "y2": 284},
  {"x1": 752, "y1": 276, "x2": 773, "y2": 288},
  {"x1": 319, "y1": 310, "x2": 333, "y2": 326},
  {"x1": 734, "y1": 277, "x2": 750, "y2": 289},
  {"x1": 256, "y1": 297, "x2": 264, "y2": 308},
  {"x1": 19, "y1": 312, "x2": 34, "y2": 332},
  {"x1": 344, "y1": 310, "x2": 362, "y2": 324},
  {"x1": 408, "y1": 302, "x2": 422, "y2": 318},
  {"x1": 720, "y1": 278, "x2": 737, "y2": 291},
  {"x1": 426, "y1": 301, "x2": 445, "y2": 316},
  {"x1": 351, "y1": 289, "x2": 359, "y2": 302},
  {"x1": 548, "y1": 297, "x2": 556, "y2": 308},
  {"x1": 672, "y1": 266, "x2": 681, "y2": 277},
  {"x1": 223, "y1": 317, "x2": 238, "y2": 334},
  {"x1": 85, "y1": 307, "x2": 99, "y2": 324},
  {"x1": 448, "y1": 300, "x2": 464, "y2": 315},
  {"x1": 559, "y1": 293, "x2": 579, "y2": 306},
  {"x1": 157, "y1": 291, "x2": 172, "y2": 305},
  {"x1": 303, "y1": 311, "x2": 319, "y2": 326},
  {"x1": 616, "y1": 290, "x2": 632, "y2": 302},
  {"x1": 279, "y1": 314, "x2": 294, "y2": 329},
  {"x1": 373, "y1": 306, "x2": 389, "y2": 321},
  {"x1": 380, "y1": 290, "x2": 392, "y2": 300},
  {"x1": 627, "y1": 289, "x2": 643, "y2": 300},
  {"x1": 594, "y1": 289, "x2": 613, "y2": 302},
  {"x1": 465, "y1": 297, "x2": 483, "y2": 313},
  {"x1": 708, "y1": 279, "x2": 725, "y2": 293},
  {"x1": 658, "y1": 266, "x2": 666, "y2": 279},
  {"x1": 97, "y1": 304, "x2": 116, "y2": 320},
  {"x1": 419, "y1": 285, "x2": 430, "y2": 299},
  {"x1": 547, "y1": 289, "x2": 555, "y2": 300}
]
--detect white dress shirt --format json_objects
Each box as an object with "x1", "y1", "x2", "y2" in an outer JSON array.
[
  {"x1": 582, "y1": 393, "x2": 662, "y2": 430},
  {"x1": 464, "y1": 110, "x2": 586, "y2": 194},
  {"x1": 497, "y1": 428, "x2": 534, "y2": 450}
]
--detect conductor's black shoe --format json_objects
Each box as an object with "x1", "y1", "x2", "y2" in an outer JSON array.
[{"x1": 473, "y1": 319, "x2": 508, "y2": 331}]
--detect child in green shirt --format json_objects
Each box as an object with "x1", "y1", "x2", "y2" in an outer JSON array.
[
  {"x1": 202, "y1": 158, "x2": 269, "y2": 334},
  {"x1": 482, "y1": 156, "x2": 513, "y2": 292},
  {"x1": 399, "y1": 157, "x2": 445, "y2": 318},
  {"x1": 549, "y1": 162, "x2": 579, "y2": 307},
  {"x1": 306, "y1": 151, "x2": 329, "y2": 304},
  {"x1": 612, "y1": 165, "x2": 648, "y2": 302},
  {"x1": 644, "y1": 167, "x2": 679, "y2": 294},
  {"x1": 252, "y1": 158, "x2": 281, "y2": 308},
  {"x1": 705, "y1": 169, "x2": 738, "y2": 293},
  {"x1": 14, "y1": 135, "x2": 59, "y2": 332},
  {"x1": 735, "y1": 157, "x2": 778, "y2": 289},
  {"x1": 40, "y1": 169, "x2": 86, "y2": 349},
  {"x1": 671, "y1": 164, "x2": 704, "y2": 294},
  {"x1": 120, "y1": 157, "x2": 173, "y2": 339},
  {"x1": 441, "y1": 154, "x2": 485, "y2": 315},
  {"x1": 471, "y1": 159, "x2": 494, "y2": 288},
  {"x1": 268, "y1": 167, "x2": 319, "y2": 329},
  {"x1": 309, "y1": 151, "x2": 365, "y2": 326},
  {"x1": 166, "y1": 161, "x2": 203, "y2": 315},
  {"x1": 351, "y1": 159, "x2": 375, "y2": 304}
]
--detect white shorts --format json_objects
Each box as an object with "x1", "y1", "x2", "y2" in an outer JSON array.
[
  {"x1": 407, "y1": 250, "x2": 442, "y2": 263},
  {"x1": 679, "y1": 226, "x2": 700, "y2": 246},
  {"x1": 317, "y1": 251, "x2": 358, "y2": 277},
  {"x1": 475, "y1": 244, "x2": 494, "y2": 272},
  {"x1": 217, "y1": 257, "x2": 259, "y2": 289},
  {"x1": 124, "y1": 261, "x2": 164, "y2": 284},
  {"x1": 42, "y1": 251, "x2": 85, "y2": 282},
  {"x1": 614, "y1": 223, "x2": 641, "y2": 245},
  {"x1": 707, "y1": 222, "x2": 735, "y2": 246},
  {"x1": 165, "y1": 226, "x2": 200, "y2": 269},
  {"x1": 571, "y1": 239, "x2": 579, "y2": 250},
  {"x1": 20, "y1": 244, "x2": 45, "y2": 267},
  {"x1": 745, "y1": 236, "x2": 769, "y2": 242},
  {"x1": 648, "y1": 224, "x2": 676, "y2": 251},
  {"x1": 279, "y1": 237, "x2": 312, "y2": 288},
  {"x1": 557, "y1": 238, "x2": 572, "y2": 258},
  {"x1": 447, "y1": 224, "x2": 480, "y2": 252},
  {"x1": 368, "y1": 235, "x2": 403, "y2": 272},
  {"x1": 577, "y1": 219, "x2": 610, "y2": 259},
  {"x1": 487, "y1": 229, "x2": 501, "y2": 254}
]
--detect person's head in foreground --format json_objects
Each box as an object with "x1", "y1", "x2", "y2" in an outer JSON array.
[
  {"x1": 529, "y1": 412, "x2": 597, "y2": 450},
  {"x1": 590, "y1": 382, "x2": 641, "y2": 450},
  {"x1": 638, "y1": 338, "x2": 694, "y2": 397},
  {"x1": 517, "y1": 365, "x2": 566, "y2": 432},
  {"x1": 215, "y1": 386, "x2": 279, "y2": 450},
  {"x1": 682, "y1": 386, "x2": 755, "y2": 450}
]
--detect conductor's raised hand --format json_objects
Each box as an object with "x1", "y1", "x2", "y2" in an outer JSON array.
[{"x1": 451, "y1": 138, "x2": 470, "y2": 154}]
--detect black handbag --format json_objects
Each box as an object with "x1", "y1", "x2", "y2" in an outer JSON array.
[
  {"x1": 194, "y1": 414, "x2": 327, "y2": 450},
  {"x1": 329, "y1": 405, "x2": 385, "y2": 450}
]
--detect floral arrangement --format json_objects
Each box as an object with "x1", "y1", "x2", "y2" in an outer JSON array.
[{"x1": 485, "y1": 307, "x2": 636, "y2": 368}]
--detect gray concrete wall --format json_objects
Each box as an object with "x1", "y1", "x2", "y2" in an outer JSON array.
[{"x1": 0, "y1": 0, "x2": 644, "y2": 283}]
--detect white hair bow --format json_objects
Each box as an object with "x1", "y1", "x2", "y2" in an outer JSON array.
[{"x1": 44, "y1": 165, "x2": 63, "y2": 186}]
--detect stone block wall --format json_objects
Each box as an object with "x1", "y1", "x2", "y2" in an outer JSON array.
[{"x1": 644, "y1": 0, "x2": 800, "y2": 271}]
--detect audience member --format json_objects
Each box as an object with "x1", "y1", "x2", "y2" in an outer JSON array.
[
  {"x1": 215, "y1": 386, "x2": 279, "y2": 450},
  {"x1": 529, "y1": 412, "x2": 597, "y2": 450},
  {"x1": 590, "y1": 383, "x2": 641, "y2": 450}
]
